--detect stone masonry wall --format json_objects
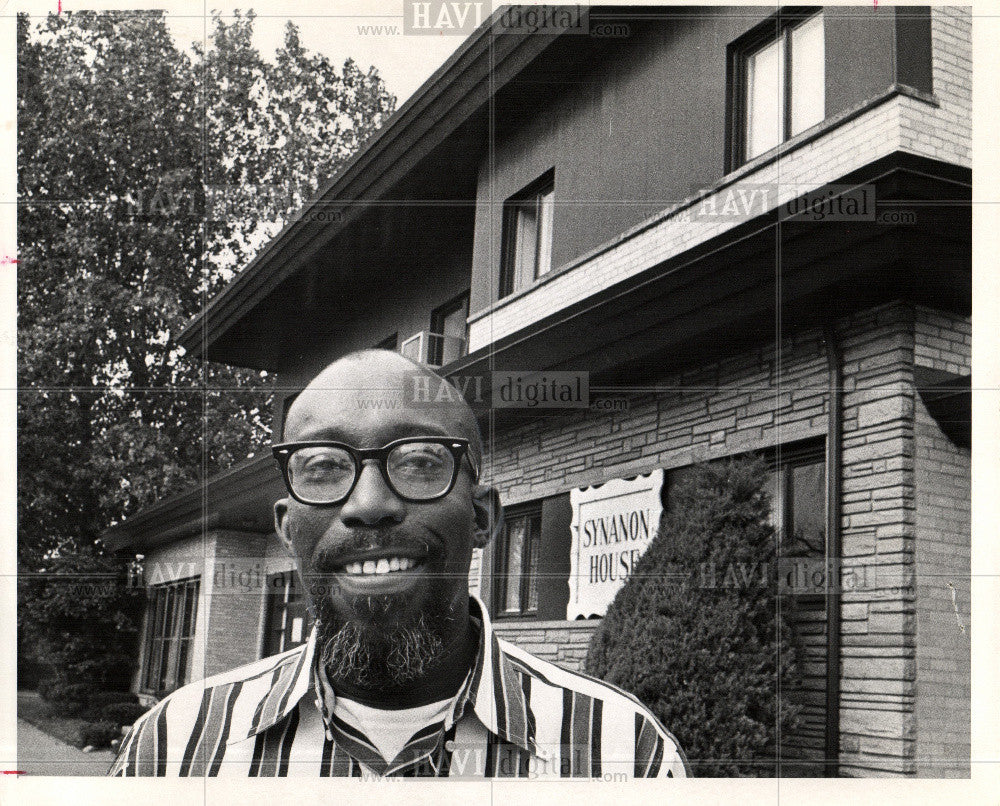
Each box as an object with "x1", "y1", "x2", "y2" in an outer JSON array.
[
  {"x1": 475, "y1": 301, "x2": 943, "y2": 776},
  {"x1": 912, "y1": 306, "x2": 971, "y2": 777}
]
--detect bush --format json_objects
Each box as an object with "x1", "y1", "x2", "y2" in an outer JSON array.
[
  {"x1": 99, "y1": 702, "x2": 147, "y2": 727},
  {"x1": 38, "y1": 680, "x2": 92, "y2": 712},
  {"x1": 77, "y1": 721, "x2": 121, "y2": 749},
  {"x1": 18, "y1": 550, "x2": 143, "y2": 710},
  {"x1": 585, "y1": 456, "x2": 801, "y2": 777}
]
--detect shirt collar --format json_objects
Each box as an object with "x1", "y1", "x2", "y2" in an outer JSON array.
[{"x1": 241, "y1": 595, "x2": 536, "y2": 756}]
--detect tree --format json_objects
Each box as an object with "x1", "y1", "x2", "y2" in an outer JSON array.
[
  {"x1": 585, "y1": 457, "x2": 801, "y2": 777},
  {"x1": 17, "y1": 9, "x2": 396, "y2": 694}
]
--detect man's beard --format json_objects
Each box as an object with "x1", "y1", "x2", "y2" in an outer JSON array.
[
  {"x1": 313, "y1": 589, "x2": 454, "y2": 690},
  {"x1": 305, "y1": 527, "x2": 459, "y2": 690}
]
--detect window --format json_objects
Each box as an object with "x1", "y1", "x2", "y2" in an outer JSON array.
[
  {"x1": 731, "y1": 11, "x2": 824, "y2": 166},
  {"x1": 429, "y1": 292, "x2": 469, "y2": 366},
  {"x1": 499, "y1": 171, "x2": 555, "y2": 299},
  {"x1": 664, "y1": 441, "x2": 825, "y2": 560},
  {"x1": 141, "y1": 577, "x2": 200, "y2": 694},
  {"x1": 494, "y1": 505, "x2": 542, "y2": 617},
  {"x1": 768, "y1": 451, "x2": 825, "y2": 559},
  {"x1": 262, "y1": 572, "x2": 308, "y2": 657}
]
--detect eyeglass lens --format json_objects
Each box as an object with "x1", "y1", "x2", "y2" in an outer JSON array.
[{"x1": 286, "y1": 441, "x2": 457, "y2": 503}]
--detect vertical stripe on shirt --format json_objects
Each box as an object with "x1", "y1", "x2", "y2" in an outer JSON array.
[
  {"x1": 249, "y1": 706, "x2": 300, "y2": 777},
  {"x1": 277, "y1": 707, "x2": 299, "y2": 776},
  {"x1": 519, "y1": 672, "x2": 537, "y2": 748},
  {"x1": 571, "y1": 692, "x2": 592, "y2": 777},
  {"x1": 207, "y1": 681, "x2": 243, "y2": 776},
  {"x1": 155, "y1": 703, "x2": 169, "y2": 776},
  {"x1": 590, "y1": 699, "x2": 602, "y2": 779},
  {"x1": 559, "y1": 688, "x2": 573, "y2": 778},
  {"x1": 254, "y1": 660, "x2": 298, "y2": 739},
  {"x1": 125, "y1": 723, "x2": 139, "y2": 776},
  {"x1": 249, "y1": 667, "x2": 283, "y2": 737},
  {"x1": 635, "y1": 713, "x2": 665, "y2": 778},
  {"x1": 179, "y1": 688, "x2": 212, "y2": 777},
  {"x1": 490, "y1": 637, "x2": 508, "y2": 743},
  {"x1": 184, "y1": 684, "x2": 235, "y2": 777}
]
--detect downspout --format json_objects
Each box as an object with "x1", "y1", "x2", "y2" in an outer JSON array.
[{"x1": 822, "y1": 323, "x2": 843, "y2": 777}]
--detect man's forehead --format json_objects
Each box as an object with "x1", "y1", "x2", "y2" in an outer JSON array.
[
  {"x1": 287, "y1": 400, "x2": 461, "y2": 442},
  {"x1": 284, "y1": 358, "x2": 474, "y2": 444}
]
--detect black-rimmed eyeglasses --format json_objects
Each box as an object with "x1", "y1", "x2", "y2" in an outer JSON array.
[{"x1": 271, "y1": 436, "x2": 479, "y2": 506}]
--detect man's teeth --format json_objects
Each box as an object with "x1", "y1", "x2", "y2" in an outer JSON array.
[{"x1": 343, "y1": 557, "x2": 418, "y2": 575}]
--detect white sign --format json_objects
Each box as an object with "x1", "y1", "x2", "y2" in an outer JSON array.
[{"x1": 568, "y1": 469, "x2": 664, "y2": 620}]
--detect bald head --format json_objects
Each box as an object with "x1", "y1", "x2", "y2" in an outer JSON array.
[{"x1": 283, "y1": 349, "x2": 483, "y2": 469}]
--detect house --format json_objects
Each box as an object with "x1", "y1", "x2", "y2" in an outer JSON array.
[{"x1": 103, "y1": 5, "x2": 972, "y2": 777}]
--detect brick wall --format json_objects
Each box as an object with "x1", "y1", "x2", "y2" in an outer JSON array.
[
  {"x1": 835, "y1": 304, "x2": 919, "y2": 777},
  {"x1": 202, "y1": 531, "x2": 269, "y2": 677},
  {"x1": 474, "y1": 301, "x2": 967, "y2": 777},
  {"x1": 898, "y1": 7, "x2": 972, "y2": 168},
  {"x1": 912, "y1": 306, "x2": 971, "y2": 777},
  {"x1": 913, "y1": 305, "x2": 971, "y2": 375}
]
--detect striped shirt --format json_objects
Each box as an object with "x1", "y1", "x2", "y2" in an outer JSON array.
[{"x1": 109, "y1": 595, "x2": 689, "y2": 778}]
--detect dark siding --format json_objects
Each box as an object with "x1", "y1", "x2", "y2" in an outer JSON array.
[
  {"x1": 823, "y1": 7, "x2": 896, "y2": 117},
  {"x1": 272, "y1": 203, "x2": 476, "y2": 412},
  {"x1": 471, "y1": 7, "x2": 914, "y2": 316},
  {"x1": 894, "y1": 7, "x2": 933, "y2": 95}
]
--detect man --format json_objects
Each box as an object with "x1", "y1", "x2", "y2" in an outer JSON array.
[{"x1": 110, "y1": 350, "x2": 688, "y2": 778}]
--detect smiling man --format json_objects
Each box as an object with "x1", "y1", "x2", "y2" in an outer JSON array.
[{"x1": 110, "y1": 350, "x2": 688, "y2": 778}]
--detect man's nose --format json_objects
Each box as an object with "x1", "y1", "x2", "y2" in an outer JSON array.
[{"x1": 339, "y1": 460, "x2": 406, "y2": 527}]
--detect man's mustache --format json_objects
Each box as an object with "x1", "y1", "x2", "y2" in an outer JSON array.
[{"x1": 309, "y1": 527, "x2": 443, "y2": 573}]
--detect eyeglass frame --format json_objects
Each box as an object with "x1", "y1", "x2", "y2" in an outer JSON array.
[{"x1": 271, "y1": 436, "x2": 480, "y2": 507}]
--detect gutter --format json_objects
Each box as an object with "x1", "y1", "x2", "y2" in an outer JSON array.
[{"x1": 822, "y1": 322, "x2": 843, "y2": 777}]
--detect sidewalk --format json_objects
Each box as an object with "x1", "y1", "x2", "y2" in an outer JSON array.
[{"x1": 17, "y1": 718, "x2": 116, "y2": 776}]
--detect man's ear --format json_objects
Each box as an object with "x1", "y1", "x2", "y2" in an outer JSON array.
[
  {"x1": 273, "y1": 499, "x2": 296, "y2": 559},
  {"x1": 471, "y1": 484, "x2": 503, "y2": 549}
]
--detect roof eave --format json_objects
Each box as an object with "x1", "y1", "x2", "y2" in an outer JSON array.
[{"x1": 178, "y1": 7, "x2": 559, "y2": 363}]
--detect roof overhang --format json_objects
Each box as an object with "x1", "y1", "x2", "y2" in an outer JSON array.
[
  {"x1": 101, "y1": 456, "x2": 283, "y2": 553},
  {"x1": 444, "y1": 151, "x2": 971, "y2": 429},
  {"x1": 178, "y1": 7, "x2": 564, "y2": 368}
]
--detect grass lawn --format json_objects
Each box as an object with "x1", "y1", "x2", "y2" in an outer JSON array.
[{"x1": 17, "y1": 690, "x2": 91, "y2": 748}]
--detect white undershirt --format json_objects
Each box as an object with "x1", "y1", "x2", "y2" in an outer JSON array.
[{"x1": 332, "y1": 695, "x2": 455, "y2": 763}]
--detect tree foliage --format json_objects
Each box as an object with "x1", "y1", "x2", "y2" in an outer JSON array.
[
  {"x1": 585, "y1": 457, "x2": 801, "y2": 777},
  {"x1": 17, "y1": 9, "x2": 396, "y2": 690}
]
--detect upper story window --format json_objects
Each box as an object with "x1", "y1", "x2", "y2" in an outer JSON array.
[
  {"x1": 429, "y1": 292, "x2": 469, "y2": 365},
  {"x1": 494, "y1": 503, "x2": 542, "y2": 618},
  {"x1": 731, "y1": 11, "x2": 825, "y2": 167},
  {"x1": 499, "y1": 170, "x2": 555, "y2": 299}
]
